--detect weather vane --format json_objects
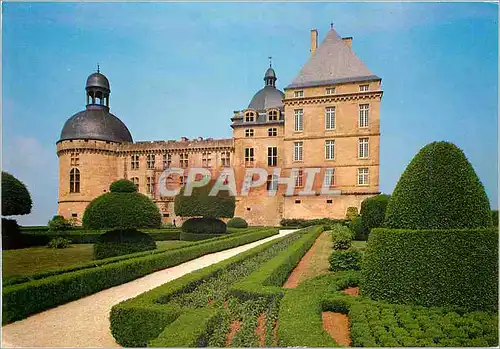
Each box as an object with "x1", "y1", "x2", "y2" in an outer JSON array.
[{"x1": 268, "y1": 56, "x2": 272, "y2": 68}]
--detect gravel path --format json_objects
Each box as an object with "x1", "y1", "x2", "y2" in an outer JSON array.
[{"x1": 2, "y1": 229, "x2": 297, "y2": 348}]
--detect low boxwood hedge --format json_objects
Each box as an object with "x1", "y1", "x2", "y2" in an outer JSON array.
[
  {"x1": 180, "y1": 231, "x2": 225, "y2": 241},
  {"x1": 2, "y1": 228, "x2": 278, "y2": 324},
  {"x1": 93, "y1": 229, "x2": 157, "y2": 259},
  {"x1": 280, "y1": 218, "x2": 346, "y2": 228},
  {"x1": 361, "y1": 228, "x2": 499, "y2": 311}
]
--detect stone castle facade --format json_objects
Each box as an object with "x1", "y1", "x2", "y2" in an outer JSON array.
[{"x1": 57, "y1": 27, "x2": 382, "y2": 226}]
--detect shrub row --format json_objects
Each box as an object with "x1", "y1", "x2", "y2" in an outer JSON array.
[
  {"x1": 179, "y1": 231, "x2": 225, "y2": 241},
  {"x1": 110, "y1": 228, "x2": 310, "y2": 347},
  {"x1": 280, "y1": 218, "x2": 347, "y2": 229},
  {"x1": 2, "y1": 228, "x2": 278, "y2": 324},
  {"x1": 361, "y1": 228, "x2": 499, "y2": 311}
]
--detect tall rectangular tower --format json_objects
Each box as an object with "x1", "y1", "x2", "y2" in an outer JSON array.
[{"x1": 281, "y1": 28, "x2": 383, "y2": 219}]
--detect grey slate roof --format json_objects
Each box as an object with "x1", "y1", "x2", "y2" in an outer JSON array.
[
  {"x1": 59, "y1": 105, "x2": 133, "y2": 143},
  {"x1": 287, "y1": 28, "x2": 380, "y2": 89},
  {"x1": 248, "y1": 86, "x2": 285, "y2": 110}
]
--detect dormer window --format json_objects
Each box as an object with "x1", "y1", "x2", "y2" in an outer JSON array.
[
  {"x1": 294, "y1": 90, "x2": 304, "y2": 98},
  {"x1": 245, "y1": 111, "x2": 255, "y2": 122},
  {"x1": 326, "y1": 87, "x2": 336, "y2": 95},
  {"x1": 359, "y1": 84, "x2": 369, "y2": 92},
  {"x1": 268, "y1": 109, "x2": 279, "y2": 121}
]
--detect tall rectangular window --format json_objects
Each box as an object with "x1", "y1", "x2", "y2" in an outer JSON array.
[
  {"x1": 324, "y1": 168, "x2": 335, "y2": 187},
  {"x1": 294, "y1": 168, "x2": 304, "y2": 187},
  {"x1": 359, "y1": 104, "x2": 369, "y2": 128},
  {"x1": 146, "y1": 154, "x2": 155, "y2": 169},
  {"x1": 325, "y1": 107, "x2": 336, "y2": 130},
  {"x1": 266, "y1": 175, "x2": 278, "y2": 191},
  {"x1": 359, "y1": 138, "x2": 369, "y2": 158},
  {"x1": 163, "y1": 153, "x2": 172, "y2": 169},
  {"x1": 358, "y1": 168, "x2": 369, "y2": 185},
  {"x1": 221, "y1": 152, "x2": 231, "y2": 167},
  {"x1": 244, "y1": 148, "x2": 254, "y2": 166},
  {"x1": 202, "y1": 152, "x2": 212, "y2": 168},
  {"x1": 293, "y1": 142, "x2": 303, "y2": 161},
  {"x1": 267, "y1": 147, "x2": 277, "y2": 167},
  {"x1": 294, "y1": 109, "x2": 303, "y2": 132},
  {"x1": 245, "y1": 129, "x2": 254, "y2": 137},
  {"x1": 325, "y1": 140, "x2": 335, "y2": 160},
  {"x1": 180, "y1": 153, "x2": 189, "y2": 168},
  {"x1": 131, "y1": 177, "x2": 139, "y2": 190},
  {"x1": 131, "y1": 154, "x2": 139, "y2": 169},
  {"x1": 146, "y1": 176, "x2": 154, "y2": 194},
  {"x1": 268, "y1": 128, "x2": 277, "y2": 137}
]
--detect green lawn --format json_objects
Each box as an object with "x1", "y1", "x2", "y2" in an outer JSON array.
[{"x1": 2, "y1": 240, "x2": 192, "y2": 278}]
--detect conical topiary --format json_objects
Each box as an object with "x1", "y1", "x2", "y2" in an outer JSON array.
[{"x1": 385, "y1": 141, "x2": 492, "y2": 229}]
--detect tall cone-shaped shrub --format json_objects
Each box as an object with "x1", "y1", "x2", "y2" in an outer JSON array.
[{"x1": 385, "y1": 141, "x2": 492, "y2": 229}]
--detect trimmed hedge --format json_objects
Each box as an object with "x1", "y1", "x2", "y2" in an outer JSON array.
[
  {"x1": 181, "y1": 217, "x2": 227, "y2": 234},
  {"x1": 93, "y1": 229, "x2": 157, "y2": 259},
  {"x1": 385, "y1": 141, "x2": 492, "y2": 230},
  {"x1": 227, "y1": 217, "x2": 248, "y2": 228},
  {"x1": 331, "y1": 225, "x2": 352, "y2": 250},
  {"x1": 174, "y1": 179, "x2": 235, "y2": 219},
  {"x1": 361, "y1": 228, "x2": 499, "y2": 311},
  {"x1": 345, "y1": 207, "x2": 358, "y2": 221},
  {"x1": 180, "y1": 231, "x2": 225, "y2": 241},
  {"x1": 2, "y1": 228, "x2": 278, "y2": 324},
  {"x1": 328, "y1": 249, "x2": 362, "y2": 271},
  {"x1": 492, "y1": 210, "x2": 499, "y2": 227},
  {"x1": 349, "y1": 215, "x2": 364, "y2": 240},
  {"x1": 359, "y1": 194, "x2": 390, "y2": 240},
  {"x1": 2, "y1": 218, "x2": 23, "y2": 250},
  {"x1": 2, "y1": 171, "x2": 32, "y2": 216},
  {"x1": 280, "y1": 218, "x2": 347, "y2": 228}
]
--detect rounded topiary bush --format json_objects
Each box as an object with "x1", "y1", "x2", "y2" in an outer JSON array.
[
  {"x1": 2, "y1": 218, "x2": 22, "y2": 250},
  {"x1": 227, "y1": 217, "x2": 248, "y2": 229},
  {"x1": 93, "y1": 229, "x2": 156, "y2": 259},
  {"x1": 181, "y1": 217, "x2": 227, "y2": 234},
  {"x1": 349, "y1": 216, "x2": 364, "y2": 240},
  {"x1": 2, "y1": 171, "x2": 32, "y2": 217},
  {"x1": 345, "y1": 207, "x2": 358, "y2": 221},
  {"x1": 109, "y1": 179, "x2": 137, "y2": 193},
  {"x1": 385, "y1": 141, "x2": 492, "y2": 229},
  {"x1": 82, "y1": 181, "x2": 161, "y2": 230},
  {"x1": 358, "y1": 194, "x2": 390, "y2": 240}
]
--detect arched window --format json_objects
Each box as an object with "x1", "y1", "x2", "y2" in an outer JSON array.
[
  {"x1": 268, "y1": 109, "x2": 279, "y2": 121},
  {"x1": 70, "y1": 168, "x2": 80, "y2": 193}
]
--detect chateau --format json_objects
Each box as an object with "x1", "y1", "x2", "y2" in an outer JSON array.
[{"x1": 57, "y1": 27, "x2": 382, "y2": 226}]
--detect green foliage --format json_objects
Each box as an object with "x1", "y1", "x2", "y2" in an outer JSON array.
[
  {"x1": 48, "y1": 215, "x2": 74, "y2": 232},
  {"x1": 2, "y1": 218, "x2": 23, "y2": 250},
  {"x1": 359, "y1": 194, "x2": 390, "y2": 239},
  {"x1": 47, "y1": 237, "x2": 71, "y2": 249},
  {"x1": 492, "y1": 210, "x2": 498, "y2": 227},
  {"x1": 345, "y1": 207, "x2": 359, "y2": 221},
  {"x1": 227, "y1": 217, "x2": 248, "y2": 228},
  {"x1": 174, "y1": 179, "x2": 235, "y2": 219},
  {"x1": 361, "y1": 228, "x2": 499, "y2": 311},
  {"x1": 328, "y1": 248, "x2": 362, "y2": 271},
  {"x1": 385, "y1": 141, "x2": 492, "y2": 229},
  {"x1": 349, "y1": 215, "x2": 364, "y2": 240},
  {"x1": 280, "y1": 218, "x2": 347, "y2": 228},
  {"x1": 93, "y1": 229, "x2": 157, "y2": 260},
  {"x1": 331, "y1": 225, "x2": 353, "y2": 250},
  {"x1": 82, "y1": 192, "x2": 161, "y2": 230},
  {"x1": 180, "y1": 231, "x2": 225, "y2": 241},
  {"x1": 110, "y1": 227, "x2": 318, "y2": 347},
  {"x1": 109, "y1": 179, "x2": 137, "y2": 193},
  {"x1": 3, "y1": 228, "x2": 278, "y2": 324},
  {"x1": 1, "y1": 171, "x2": 32, "y2": 216},
  {"x1": 181, "y1": 217, "x2": 227, "y2": 234}
]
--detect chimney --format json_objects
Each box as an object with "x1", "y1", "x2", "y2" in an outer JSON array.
[
  {"x1": 310, "y1": 29, "x2": 318, "y2": 54},
  {"x1": 342, "y1": 37, "x2": 353, "y2": 49}
]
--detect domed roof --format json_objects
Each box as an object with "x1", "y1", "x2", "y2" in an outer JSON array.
[
  {"x1": 248, "y1": 86, "x2": 284, "y2": 110},
  {"x1": 86, "y1": 72, "x2": 110, "y2": 91},
  {"x1": 59, "y1": 105, "x2": 133, "y2": 143},
  {"x1": 265, "y1": 67, "x2": 276, "y2": 79}
]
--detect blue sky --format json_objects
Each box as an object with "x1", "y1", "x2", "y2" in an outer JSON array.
[{"x1": 2, "y1": 2, "x2": 498, "y2": 225}]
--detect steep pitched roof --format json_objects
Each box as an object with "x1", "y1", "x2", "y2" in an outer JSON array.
[{"x1": 287, "y1": 28, "x2": 380, "y2": 89}]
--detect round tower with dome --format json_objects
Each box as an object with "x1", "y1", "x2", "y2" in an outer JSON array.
[{"x1": 56, "y1": 68, "x2": 133, "y2": 222}]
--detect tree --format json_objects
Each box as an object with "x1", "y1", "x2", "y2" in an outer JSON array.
[
  {"x1": 2, "y1": 172, "x2": 32, "y2": 216},
  {"x1": 384, "y1": 141, "x2": 492, "y2": 229}
]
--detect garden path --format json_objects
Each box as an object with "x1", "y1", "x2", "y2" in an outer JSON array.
[{"x1": 2, "y1": 229, "x2": 297, "y2": 348}]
